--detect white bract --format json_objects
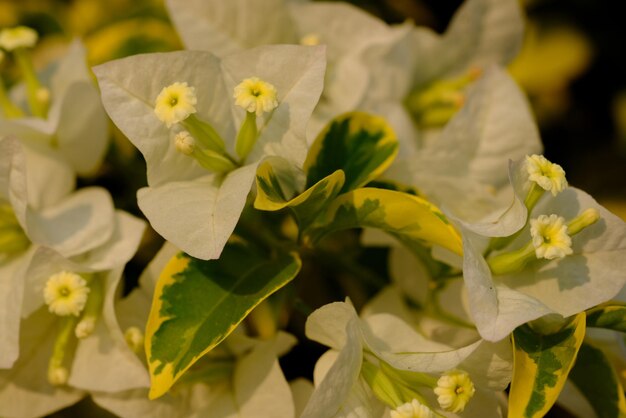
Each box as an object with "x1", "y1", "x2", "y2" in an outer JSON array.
[
  {"x1": 362, "y1": 66, "x2": 540, "y2": 253},
  {"x1": 94, "y1": 45, "x2": 326, "y2": 260},
  {"x1": 301, "y1": 301, "x2": 511, "y2": 418},
  {"x1": 0, "y1": 205, "x2": 146, "y2": 418},
  {"x1": 165, "y1": 0, "x2": 413, "y2": 139},
  {"x1": 362, "y1": 246, "x2": 479, "y2": 349},
  {"x1": 92, "y1": 242, "x2": 307, "y2": 418},
  {"x1": 0, "y1": 37, "x2": 108, "y2": 176},
  {"x1": 0, "y1": 136, "x2": 121, "y2": 369},
  {"x1": 459, "y1": 156, "x2": 626, "y2": 342},
  {"x1": 360, "y1": 0, "x2": 524, "y2": 151}
]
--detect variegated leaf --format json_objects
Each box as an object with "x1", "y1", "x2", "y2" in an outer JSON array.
[
  {"x1": 304, "y1": 111, "x2": 398, "y2": 193},
  {"x1": 145, "y1": 242, "x2": 301, "y2": 399},
  {"x1": 586, "y1": 303, "x2": 626, "y2": 333},
  {"x1": 509, "y1": 313, "x2": 586, "y2": 418},
  {"x1": 568, "y1": 342, "x2": 626, "y2": 418},
  {"x1": 254, "y1": 160, "x2": 345, "y2": 230},
  {"x1": 307, "y1": 188, "x2": 463, "y2": 255}
]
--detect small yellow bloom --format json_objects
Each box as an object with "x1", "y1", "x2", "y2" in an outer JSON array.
[
  {"x1": 300, "y1": 33, "x2": 321, "y2": 46},
  {"x1": 174, "y1": 130, "x2": 196, "y2": 155},
  {"x1": 154, "y1": 82, "x2": 197, "y2": 128},
  {"x1": 0, "y1": 26, "x2": 38, "y2": 51},
  {"x1": 75, "y1": 317, "x2": 96, "y2": 339},
  {"x1": 434, "y1": 370, "x2": 475, "y2": 413},
  {"x1": 43, "y1": 271, "x2": 90, "y2": 317},
  {"x1": 48, "y1": 366, "x2": 69, "y2": 386},
  {"x1": 233, "y1": 77, "x2": 278, "y2": 116},
  {"x1": 525, "y1": 154, "x2": 567, "y2": 196},
  {"x1": 390, "y1": 399, "x2": 434, "y2": 418},
  {"x1": 124, "y1": 326, "x2": 144, "y2": 353},
  {"x1": 530, "y1": 214, "x2": 573, "y2": 260}
]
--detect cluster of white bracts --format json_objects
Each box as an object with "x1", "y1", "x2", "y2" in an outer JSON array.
[{"x1": 1, "y1": 0, "x2": 625, "y2": 417}]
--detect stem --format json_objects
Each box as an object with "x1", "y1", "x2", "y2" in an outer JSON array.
[
  {"x1": 0, "y1": 77, "x2": 24, "y2": 118},
  {"x1": 14, "y1": 48, "x2": 47, "y2": 118}
]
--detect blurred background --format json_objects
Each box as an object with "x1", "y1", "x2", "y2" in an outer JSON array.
[{"x1": 1, "y1": 0, "x2": 624, "y2": 416}]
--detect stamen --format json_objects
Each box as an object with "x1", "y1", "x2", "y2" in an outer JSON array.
[
  {"x1": 530, "y1": 214, "x2": 573, "y2": 260},
  {"x1": 43, "y1": 271, "x2": 90, "y2": 317},
  {"x1": 154, "y1": 82, "x2": 197, "y2": 128},
  {"x1": 433, "y1": 370, "x2": 475, "y2": 413},
  {"x1": 233, "y1": 77, "x2": 278, "y2": 116}
]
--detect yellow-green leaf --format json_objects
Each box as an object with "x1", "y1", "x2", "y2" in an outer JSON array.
[
  {"x1": 568, "y1": 342, "x2": 626, "y2": 418},
  {"x1": 144, "y1": 242, "x2": 301, "y2": 399},
  {"x1": 586, "y1": 303, "x2": 626, "y2": 333},
  {"x1": 304, "y1": 111, "x2": 398, "y2": 193},
  {"x1": 509, "y1": 313, "x2": 586, "y2": 418},
  {"x1": 307, "y1": 188, "x2": 463, "y2": 256},
  {"x1": 254, "y1": 160, "x2": 345, "y2": 230}
]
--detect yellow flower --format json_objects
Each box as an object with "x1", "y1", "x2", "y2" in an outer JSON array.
[
  {"x1": 124, "y1": 326, "x2": 144, "y2": 353},
  {"x1": 525, "y1": 154, "x2": 567, "y2": 196},
  {"x1": 530, "y1": 214, "x2": 573, "y2": 260},
  {"x1": 233, "y1": 77, "x2": 278, "y2": 115},
  {"x1": 0, "y1": 26, "x2": 38, "y2": 51},
  {"x1": 433, "y1": 370, "x2": 475, "y2": 413},
  {"x1": 154, "y1": 82, "x2": 197, "y2": 128},
  {"x1": 390, "y1": 399, "x2": 434, "y2": 418},
  {"x1": 43, "y1": 271, "x2": 90, "y2": 317}
]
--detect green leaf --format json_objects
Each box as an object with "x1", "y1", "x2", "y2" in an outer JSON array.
[
  {"x1": 307, "y1": 187, "x2": 463, "y2": 256},
  {"x1": 568, "y1": 342, "x2": 626, "y2": 418},
  {"x1": 586, "y1": 303, "x2": 626, "y2": 333},
  {"x1": 254, "y1": 160, "x2": 345, "y2": 230},
  {"x1": 304, "y1": 111, "x2": 398, "y2": 193},
  {"x1": 509, "y1": 313, "x2": 586, "y2": 418},
  {"x1": 144, "y1": 242, "x2": 301, "y2": 399}
]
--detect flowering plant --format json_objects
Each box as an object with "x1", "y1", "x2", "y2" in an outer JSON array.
[{"x1": 1, "y1": 0, "x2": 625, "y2": 417}]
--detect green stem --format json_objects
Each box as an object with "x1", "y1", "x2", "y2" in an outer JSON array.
[
  {"x1": 14, "y1": 48, "x2": 47, "y2": 118},
  {"x1": 0, "y1": 77, "x2": 24, "y2": 118}
]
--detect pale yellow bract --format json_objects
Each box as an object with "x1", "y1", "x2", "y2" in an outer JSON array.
[
  {"x1": 233, "y1": 77, "x2": 278, "y2": 115},
  {"x1": 154, "y1": 82, "x2": 197, "y2": 128},
  {"x1": 43, "y1": 271, "x2": 90, "y2": 317}
]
